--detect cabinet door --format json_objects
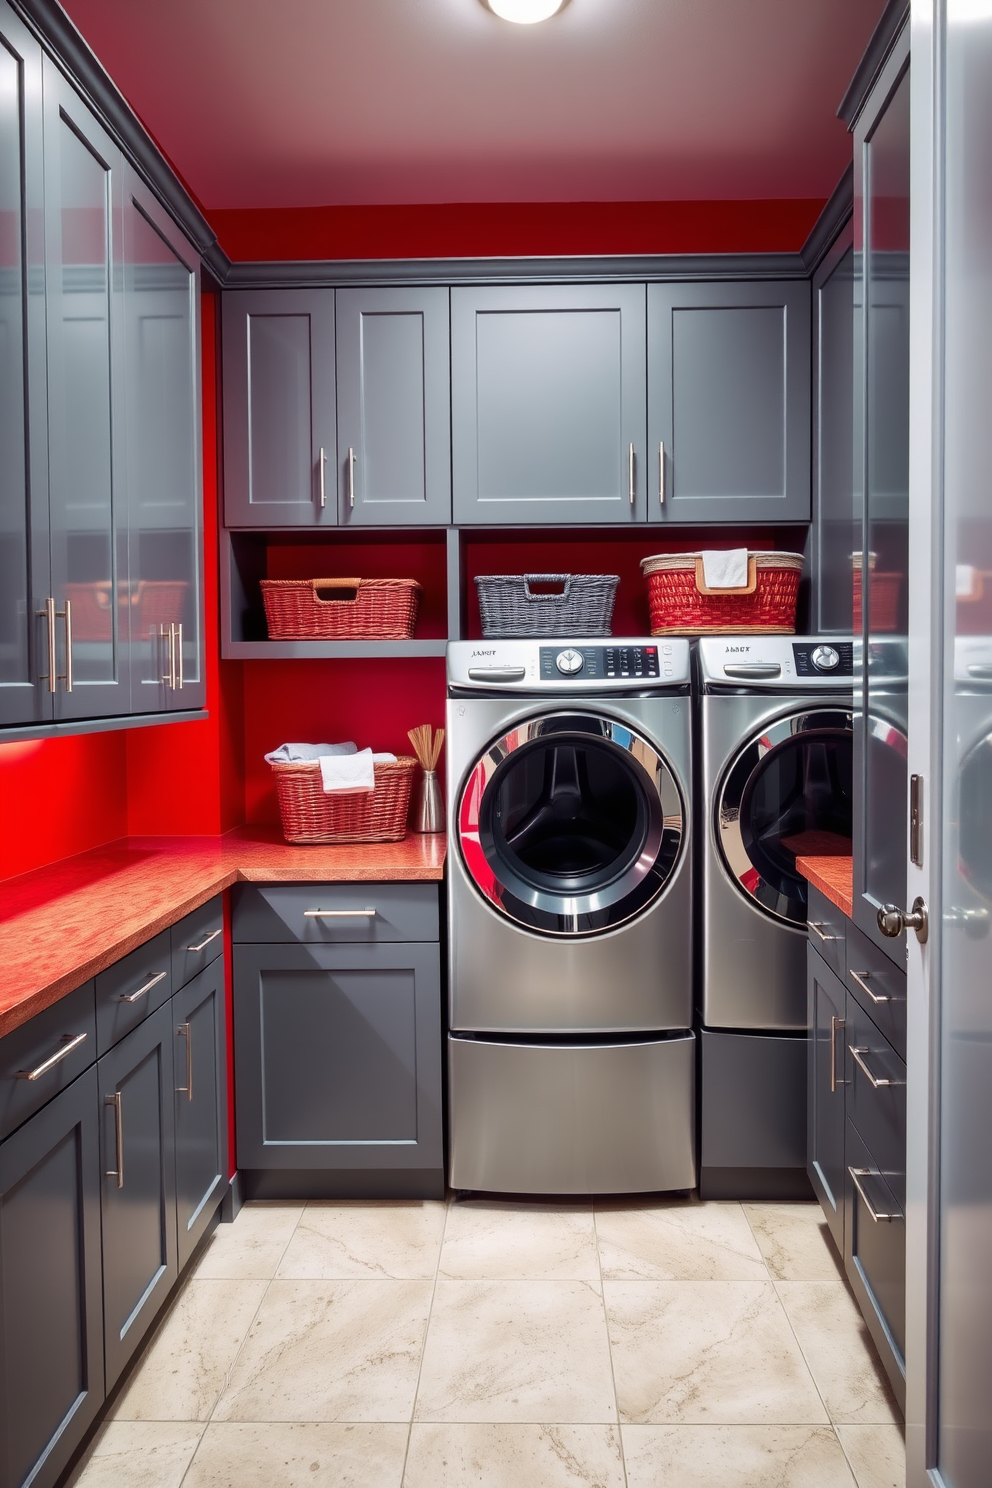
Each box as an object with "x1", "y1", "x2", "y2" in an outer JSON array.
[
  {"x1": 812, "y1": 226, "x2": 857, "y2": 633},
  {"x1": 0, "y1": 1, "x2": 51, "y2": 729},
  {"x1": 222, "y1": 289, "x2": 336, "y2": 527},
  {"x1": 336, "y1": 287, "x2": 451, "y2": 526},
  {"x1": 98, "y1": 1001, "x2": 177, "y2": 1390},
  {"x1": 233, "y1": 941, "x2": 442, "y2": 1174},
  {"x1": 648, "y1": 280, "x2": 811, "y2": 523},
  {"x1": 452, "y1": 284, "x2": 647, "y2": 525},
  {"x1": 123, "y1": 166, "x2": 204, "y2": 712},
  {"x1": 173, "y1": 958, "x2": 227, "y2": 1271},
  {"x1": 807, "y1": 945, "x2": 847, "y2": 1254},
  {"x1": 43, "y1": 61, "x2": 130, "y2": 720},
  {"x1": 0, "y1": 1069, "x2": 104, "y2": 1488}
]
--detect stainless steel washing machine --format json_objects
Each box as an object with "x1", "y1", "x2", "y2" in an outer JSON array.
[
  {"x1": 697, "y1": 635, "x2": 854, "y2": 1198},
  {"x1": 446, "y1": 637, "x2": 695, "y2": 1195}
]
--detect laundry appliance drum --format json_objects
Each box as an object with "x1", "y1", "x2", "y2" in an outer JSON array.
[
  {"x1": 457, "y1": 711, "x2": 684, "y2": 936},
  {"x1": 716, "y1": 708, "x2": 854, "y2": 927}
]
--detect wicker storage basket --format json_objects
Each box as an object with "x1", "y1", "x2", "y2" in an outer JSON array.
[
  {"x1": 270, "y1": 756, "x2": 417, "y2": 844},
  {"x1": 261, "y1": 578, "x2": 421, "y2": 640},
  {"x1": 640, "y1": 551, "x2": 803, "y2": 635},
  {"x1": 475, "y1": 573, "x2": 619, "y2": 638}
]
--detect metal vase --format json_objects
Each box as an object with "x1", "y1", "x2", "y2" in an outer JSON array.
[{"x1": 410, "y1": 768, "x2": 445, "y2": 834}]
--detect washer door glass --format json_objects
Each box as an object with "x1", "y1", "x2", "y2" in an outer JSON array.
[
  {"x1": 717, "y1": 709, "x2": 853, "y2": 925},
  {"x1": 458, "y1": 711, "x2": 684, "y2": 935}
]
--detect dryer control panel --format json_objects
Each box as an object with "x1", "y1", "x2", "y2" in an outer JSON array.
[
  {"x1": 539, "y1": 644, "x2": 671, "y2": 681},
  {"x1": 447, "y1": 638, "x2": 691, "y2": 691}
]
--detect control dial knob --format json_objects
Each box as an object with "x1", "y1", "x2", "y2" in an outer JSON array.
[
  {"x1": 556, "y1": 648, "x2": 584, "y2": 676},
  {"x1": 811, "y1": 645, "x2": 840, "y2": 672}
]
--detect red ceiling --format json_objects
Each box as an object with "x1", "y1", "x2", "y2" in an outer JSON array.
[{"x1": 60, "y1": 0, "x2": 885, "y2": 214}]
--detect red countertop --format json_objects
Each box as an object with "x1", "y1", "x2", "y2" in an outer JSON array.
[
  {"x1": 0, "y1": 828, "x2": 446, "y2": 1038},
  {"x1": 796, "y1": 854, "x2": 854, "y2": 919}
]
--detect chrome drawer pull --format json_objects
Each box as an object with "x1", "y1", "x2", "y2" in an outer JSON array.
[
  {"x1": 119, "y1": 970, "x2": 167, "y2": 1004},
  {"x1": 849, "y1": 1166, "x2": 900, "y2": 1223},
  {"x1": 849, "y1": 1044, "x2": 906, "y2": 1089},
  {"x1": 17, "y1": 1031, "x2": 88, "y2": 1082},
  {"x1": 722, "y1": 663, "x2": 782, "y2": 678},
  {"x1": 830, "y1": 1015, "x2": 846, "y2": 1093},
  {"x1": 106, "y1": 1091, "x2": 124, "y2": 1188},
  {"x1": 467, "y1": 667, "x2": 527, "y2": 682},
  {"x1": 809, "y1": 920, "x2": 839, "y2": 943},
  {"x1": 176, "y1": 1022, "x2": 193, "y2": 1101},
  {"x1": 850, "y1": 969, "x2": 891, "y2": 1005},
  {"x1": 303, "y1": 908, "x2": 377, "y2": 918},
  {"x1": 186, "y1": 927, "x2": 222, "y2": 953}
]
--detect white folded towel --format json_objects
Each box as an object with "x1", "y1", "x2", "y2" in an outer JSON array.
[
  {"x1": 701, "y1": 548, "x2": 749, "y2": 589},
  {"x1": 265, "y1": 741, "x2": 357, "y2": 764},
  {"x1": 318, "y1": 749, "x2": 397, "y2": 794}
]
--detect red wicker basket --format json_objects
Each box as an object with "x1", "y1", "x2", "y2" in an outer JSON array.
[
  {"x1": 852, "y1": 569, "x2": 902, "y2": 633},
  {"x1": 270, "y1": 756, "x2": 418, "y2": 844},
  {"x1": 640, "y1": 551, "x2": 803, "y2": 635},
  {"x1": 261, "y1": 578, "x2": 421, "y2": 640}
]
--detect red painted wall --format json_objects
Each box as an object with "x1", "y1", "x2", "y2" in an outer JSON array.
[
  {"x1": 0, "y1": 733, "x2": 128, "y2": 880},
  {"x1": 211, "y1": 198, "x2": 827, "y2": 262}
]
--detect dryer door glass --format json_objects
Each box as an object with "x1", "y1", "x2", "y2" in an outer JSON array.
[
  {"x1": 458, "y1": 712, "x2": 684, "y2": 935},
  {"x1": 717, "y1": 709, "x2": 853, "y2": 925}
]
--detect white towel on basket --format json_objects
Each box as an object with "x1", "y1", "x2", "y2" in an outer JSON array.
[
  {"x1": 319, "y1": 749, "x2": 397, "y2": 794},
  {"x1": 701, "y1": 548, "x2": 749, "y2": 589}
]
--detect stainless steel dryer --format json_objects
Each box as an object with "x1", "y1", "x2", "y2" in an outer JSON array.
[
  {"x1": 447, "y1": 637, "x2": 695, "y2": 1196},
  {"x1": 697, "y1": 635, "x2": 854, "y2": 1199}
]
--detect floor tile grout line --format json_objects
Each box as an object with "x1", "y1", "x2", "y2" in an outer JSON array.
[
  {"x1": 770, "y1": 1276, "x2": 844, "y2": 1431},
  {"x1": 399, "y1": 1190, "x2": 451, "y2": 1485},
  {"x1": 592, "y1": 1203, "x2": 629, "y2": 1488},
  {"x1": 740, "y1": 1200, "x2": 778, "y2": 1283}
]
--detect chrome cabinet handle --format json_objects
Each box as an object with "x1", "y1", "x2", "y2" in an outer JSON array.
[
  {"x1": 303, "y1": 908, "x2": 377, "y2": 918},
  {"x1": 17, "y1": 1031, "x2": 88, "y2": 1082},
  {"x1": 849, "y1": 1166, "x2": 900, "y2": 1223},
  {"x1": 348, "y1": 447, "x2": 356, "y2": 509},
  {"x1": 850, "y1": 969, "x2": 891, "y2": 1005},
  {"x1": 186, "y1": 927, "x2": 222, "y2": 953},
  {"x1": 722, "y1": 663, "x2": 783, "y2": 678},
  {"x1": 37, "y1": 596, "x2": 57, "y2": 693},
  {"x1": 176, "y1": 622, "x2": 183, "y2": 690},
  {"x1": 658, "y1": 440, "x2": 665, "y2": 506},
  {"x1": 830, "y1": 1014, "x2": 846, "y2": 1093},
  {"x1": 319, "y1": 445, "x2": 327, "y2": 508},
  {"x1": 628, "y1": 442, "x2": 635, "y2": 506},
  {"x1": 118, "y1": 969, "x2": 167, "y2": 1004},
  {"x1": 809, "y1": 920, "x2": 839, "y2": 944},
  {"x1": 161, "y1": 622, "x2": 176, "y2": 689},
  {"x1": 878, "y1": 897, "x2": 929, "y2": 944},
  {"x1": 849, "y1": 1044, "x2": 906, "y2": 1089},
  {"x1": 467, "y1": 666, "x2": 527, "y2": 682},
  {"x1": 176, "y1": 1022, "x2": 193, "y2": 1101},
  {"x1": 106, "y1": 1091, "x2": 124, "y2": 1188},
  {"x1": 61, "y1": 598, "x2": 72, "y2": 692}
]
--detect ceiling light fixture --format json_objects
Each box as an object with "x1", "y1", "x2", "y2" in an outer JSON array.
[{"x1": 485, "y1": 0, "x2": 566, "y2": 23}]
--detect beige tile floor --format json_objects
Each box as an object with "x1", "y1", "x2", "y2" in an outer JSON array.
[{"x1": 69, "y1": 1196, "x2": 905, "y2": 1488}]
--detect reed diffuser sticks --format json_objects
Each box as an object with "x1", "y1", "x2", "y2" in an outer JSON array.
[
  {"x1": 407, "y1": 725, "x2": 445, "y2": 833},
  {"x1": 407, "y1": 724, "x2": 444, "y2": 772}
]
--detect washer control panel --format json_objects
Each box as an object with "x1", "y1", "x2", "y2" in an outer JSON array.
[
  {"x1": 793, "y1": 641, "x2": 854, "y2": 677},
  {"x1": 539, "y1": 644, "x2": 671, "y2": 681}
]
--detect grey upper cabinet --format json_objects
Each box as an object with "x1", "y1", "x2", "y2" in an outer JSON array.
[
  {"x1": 451, "y1": 284, "x2": 648, "y2": 525},
  {"x1": 223, "y1": 289, "x2": 336, "y2": 527},
  {"x1": 43, "y1": 61, "x2": 129, "y2": 722},
  {"x1": 123, "y1": 167, "x2": 204, "y2": 712},
  {"x1": 812, "y1": 225, "x2": 857, "y2": 632},
  {"x1": 0, "y1": 2, "x2": 50, "y2": 731},
  {"x1": 336, "y1": 287, "x2": 451, "y2": 526},
  {"x1": 0, "y1": 1069, "x2": 104, "y2": 1488},
  {"x1": 647, "y1": 280, "x2": 811, "y2": 524}
]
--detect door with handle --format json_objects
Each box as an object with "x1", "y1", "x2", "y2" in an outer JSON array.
[{"x1": 173, "y1": 958, "x2": 227, "y2": 1270}]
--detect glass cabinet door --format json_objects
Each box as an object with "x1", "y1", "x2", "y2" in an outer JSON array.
[
  {"x1": 43, "y1": 61, "x2": 128, "y2": 721},
  {"x1": 853, "y1": 47, "x2": 911, "y2": 961}
]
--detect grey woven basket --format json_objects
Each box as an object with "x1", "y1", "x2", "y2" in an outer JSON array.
[{"x1": 475, "y1": 573, "x2": 619, "y2": 638}]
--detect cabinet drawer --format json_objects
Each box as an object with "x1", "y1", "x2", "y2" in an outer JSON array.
[
  {"x1": 845, "y1": 997, "x2": 906, "y2": 1209},
  {"x1": 845, "y1": 1119, "x2": 906, "y2": 1398},
  {"x1": 807, "y1": 885, "x2": 846, "y2": 979},
  {"x1": 232, "y1": 882, "x2": 439, "y2": 944},
  {"x1": 95, "y1": 930, "x2": 172, "y2": 1055},
  {"x1": 0, "y1": 982, "x2": 97, "y2": 1140},
  {"x1": 846, "y1": 920, "x2": 907, "y2": 1061},
  {"x1": 171, "y1": 896, "x2": 224, "y2": 991}
]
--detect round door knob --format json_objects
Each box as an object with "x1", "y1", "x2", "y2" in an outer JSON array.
[
  {"x1": 556, "y1": 649, "x2": 584, "y2": 676},
  {"x1": 811, "y1": 645, "x2": 840, "y2": 671},
  {"x1": 878, "y1": 897, "x2": 929, "y2": 944}
]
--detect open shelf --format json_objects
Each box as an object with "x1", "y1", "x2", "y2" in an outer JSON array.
[{"x1": 226, "y1": 638, "x2": 448, "y2": 660}]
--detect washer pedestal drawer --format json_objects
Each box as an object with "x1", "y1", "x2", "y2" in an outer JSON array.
[{"x1": 448, "y1": 1032, "x2": 696, "y2": 1196}]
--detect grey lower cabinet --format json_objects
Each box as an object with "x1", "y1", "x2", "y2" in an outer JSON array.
[
  {"x1": 232, "y1": 882, "x2": 443, "y2": 1198},
  {"x1": 647, "y1": 280, "x2": 811, "y2": 523},
  {"x1": 173, "y1": 956, "x2": 228, "y2": 1270},
  {"x1": 806, "y1": 887, "x2": 907, "y2": 1409},
  {"x1": 451, "y1": 283, "x2": 648, "y2": 525},
  {"x1": 0, "y1": 1069, "x2": 104, "y2": 1488},
  {"x1": 0, "y1": 0, "x2": 204, "y2": 734}
]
